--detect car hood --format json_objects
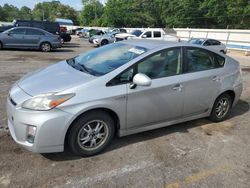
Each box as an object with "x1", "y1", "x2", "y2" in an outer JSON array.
[{"x1": 17, "y1": 61, "x2": 95, "y2": 96}]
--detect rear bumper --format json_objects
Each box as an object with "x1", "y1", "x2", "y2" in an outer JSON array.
[{"x1": 232, "y1": 83, "x2": 243, "y2": 107}]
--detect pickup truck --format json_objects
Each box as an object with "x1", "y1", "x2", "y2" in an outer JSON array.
[{"x1": 115, "y1": 29, "x2": 179, "y2": 42}]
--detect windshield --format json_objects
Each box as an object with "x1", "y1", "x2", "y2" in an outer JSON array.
[
  {"x1": 69, "y1": 43, "x2": 148, "y2": 76},
  {"x1": 188, "y1": 39, "x2": 204, "y2": 45},
  {"x1": 130, "y1": 30, "x2": 142, "y2": 37}
]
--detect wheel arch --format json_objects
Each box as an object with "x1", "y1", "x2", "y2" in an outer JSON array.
[
  {"x1": 39, "y1": 41, "x2": 52, "y2": 48},
  {"x1": 214, "y1": 90, "x2": 235, "y2": 108},
  {"x1": 64, "y1": 107, "x2": 120, "y2": 145}
]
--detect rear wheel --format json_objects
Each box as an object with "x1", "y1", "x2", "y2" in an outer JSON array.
[
  {"x1": 40, "y1": 42, "x2": 51, "y2": 52},
  {"x1": 210, "y1": 93, "x2": 232, "y2": 122},
  {"x1": 101, "y1": 39, "x2": 109, "y2": 46},
  {"x1": 67, "y1": 111, "x2": 115, "y2": 156}
]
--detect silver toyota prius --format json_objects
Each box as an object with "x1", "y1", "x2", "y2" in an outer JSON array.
[{"x1": 6, "y1": 40, "x2": 243, "y2": 156}]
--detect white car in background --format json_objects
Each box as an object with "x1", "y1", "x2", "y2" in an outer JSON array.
[
  {"x1": 188, "y1": 38, "x2": 227, "y2": 54},
  {"x1": 116, "y1": 29, "x2": 180, "y2": 42}
]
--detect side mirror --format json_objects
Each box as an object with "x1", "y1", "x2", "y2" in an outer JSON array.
[
  {"x1": 130, "y1": 73, "x2": 151, "y2": 89},
  {"x1": 142, "y1": 35, "x2": 147, "y2": 38}
]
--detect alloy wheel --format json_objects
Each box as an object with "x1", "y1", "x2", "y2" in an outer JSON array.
[
  {"x1": 77, "y1": 120, "x2": 109, "y2": 151},
  {"x1": 215, "y1": 97, "x2": 230, "y2": 119}
]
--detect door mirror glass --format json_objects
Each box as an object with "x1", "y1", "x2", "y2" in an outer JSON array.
[{"x1": 133, "y1": 73, "x2": 152, "y2": 86}]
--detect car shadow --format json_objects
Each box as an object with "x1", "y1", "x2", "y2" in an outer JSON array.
[
  {"x1": 41, "y1": 99, "x2": 249, "y2": 161},
  {"x1": 62, "y1": 43, "x2": 80, "y2": 48},
  {"x1": 52, "y1": 49, "x2": 74, "y2": 52}
]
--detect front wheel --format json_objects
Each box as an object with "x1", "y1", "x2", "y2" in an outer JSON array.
[
  {"x1": 210, "y1": 93, "x2": 232, "y2": 122},
  {"x1": 40, "y1": 42, "x2": 51, "y2": 52},
  {"x1": 67, "y1": 111, "x2": 115, "y2": 156},
  {"x1": 101, "y1": 39, "x2": 109, "y2": 46}
]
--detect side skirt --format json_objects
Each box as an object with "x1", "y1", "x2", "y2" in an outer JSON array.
[{"x1": 118, "y1": 111, "x2": 210, "y2": 137}]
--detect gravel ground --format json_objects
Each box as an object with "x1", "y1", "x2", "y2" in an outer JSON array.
[{"x1": 0, "y1": 37, "x2": 250, "y2": 188}]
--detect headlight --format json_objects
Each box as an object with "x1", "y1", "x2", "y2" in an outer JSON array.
[{"x1": 22, "y1": 93, "x2": 75, "y2": 111}]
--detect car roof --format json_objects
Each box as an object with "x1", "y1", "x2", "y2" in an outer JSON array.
[
  {"x1": 190, "y1": 38, "x2": 220, "y2": 42},
  {"x1": 119, "y1": 39, "x2": 183, "y2": 50},
  {"x1": 118, "y1": 39, "x2": 225, "y2": 55},
  {"x1": 10, "y1": 26, "x2": 45, "y2": 32}
]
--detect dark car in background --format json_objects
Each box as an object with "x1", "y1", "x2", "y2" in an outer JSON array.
[
  {"x1": 0, "y1": 27, "x2": 62, "y2": 52},
  {"x1": 13, "y1": 19, "x2": 71, "y2": 43},
  {"x1": 0, "y1": 25, "x2": 14, "y2": 33}
]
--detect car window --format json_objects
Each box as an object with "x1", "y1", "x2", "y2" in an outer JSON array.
[
  {"x1": 137, "y1": 48, "x2": 182, "y2": 79},
  {"x1": 214, "y1": 53, "x2": 225, "y2": 67},
  {"x1": 203, "y1": 40, "x2": 212, "y2": 46},
  {"x1": 26, "y1": 29, "x2": 44, "y2": 35},
  {"x1": 211, "y1": 40, "x2": 221, "y2": 45},
  {"x1": 154, "y1": 31, "x2": 161, "y2": 38},
  {"x1": 188, "y1": 39, "x2": 205, "y2": 45},
  {"x1": 74, "y1": 43, "x2": 148, "y2": 76},
  {"x1": 143, "y1": 31, "x2": 152, "y2": 38},
  {"x1": 8, "y1": 28, "x2": 26, "y2": 35},
  {"x1": 186, "y1": 47, "x2": 221, "y2": 72}
]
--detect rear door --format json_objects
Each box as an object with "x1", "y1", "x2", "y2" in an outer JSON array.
[
  {"x1": 3, "y1": 28, "x2": 26, "y2": 47},
  {"x1": 153, "y1": 31, "x2": 162, "y2": 40},
  {"x1": 182, "y1": 47, "x2": 224, "y2": 116},
  {"x1": 24, "y1": 28, "x2": 44, "y2": 47}
]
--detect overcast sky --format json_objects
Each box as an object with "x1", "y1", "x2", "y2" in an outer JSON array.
[{"x1": 0, "y1": 0, "x2": 107, "y2": 10}]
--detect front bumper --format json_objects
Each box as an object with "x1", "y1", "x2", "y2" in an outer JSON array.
[{"x1": 6, "y1": 96, "x2": 74, "y2": 153}]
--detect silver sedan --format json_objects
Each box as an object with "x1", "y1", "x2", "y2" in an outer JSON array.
[
  {"x1": 6, "y1": 40, "x2": 243, "y2": 156},
  {"x1": 0, "y1": 27, "x2": 62, "y2": 52}
]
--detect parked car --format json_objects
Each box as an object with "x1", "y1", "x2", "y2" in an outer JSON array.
[
  {"x1": 90, "y1": 32, "x2": 118, "y2": 46},
  {"x1": 13, "y1": 19, "x2": 71, "y2": 43},
  {"x1": 0, "y1": 25, "x2": 14, "y2": 33},
  {"x1": 7, "y1": 40, "x2": 242, "y2": 156},
  {"x1": 115, "y1": 29, "x2": 179, "y2": 42},
  {"x1": 188, "y1": 38, "x2": 227, "y2": 54},
  {"x1": 115, "y1": 29, "x2": 142, "y2": 41},
  {"x1": 73, "y1": 27, "x2": 83, "y2": 35},
  {"x1": 13, "y1": 19, "x2": 60, "y2": 34},
  {"x1": 0, "y1": 27, "x2": 62, "y2": 52},
  {"x1": 60, "y1": 32, "x2": 72, "y2": 43},
  {"x1": 87, "y1": 29, "x2": 105, "y2": 38},
  {"x1": 78, "y1": 29, "x2": 89, "y2": 37}
]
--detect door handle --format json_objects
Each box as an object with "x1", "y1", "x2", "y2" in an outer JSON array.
[
  {"x1": 172, "y1": 84, "x2": 183, "y2": 91},
  {"x1": 212, "y1": 76, "x2": 220, "y2": 82}
]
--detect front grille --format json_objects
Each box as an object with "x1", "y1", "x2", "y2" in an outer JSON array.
[{"x1": 9, "y1": 97, "x2": 17, "y2": 106}]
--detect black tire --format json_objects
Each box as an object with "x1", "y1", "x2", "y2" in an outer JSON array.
[
  {"x1": 0, "y1": 41, "x2": 3, "y2": 50},
  {"x1": 210, "y1": 93, "x2": 232, "y2": 122},
  {"x1": 67, "y1": 111, "x2": 115, "y2": 156},
  {"x1": 40, "y1": 42, "x2": 51, "y2": 52},
  {"x1": 101, "y1": 39, "x2": 109, "y2": 46}
]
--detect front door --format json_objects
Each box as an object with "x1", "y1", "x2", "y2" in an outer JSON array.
[
  {"x1": 126, "y1": 47, "x2": 185, "y2": 129},
  {"x1": 4, "y1": 28, "x2": 26, "y2": 47}
]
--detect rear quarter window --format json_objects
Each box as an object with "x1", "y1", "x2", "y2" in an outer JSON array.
[{"x1": 214, "y1": 53, "x2": 225, "y2": 67}]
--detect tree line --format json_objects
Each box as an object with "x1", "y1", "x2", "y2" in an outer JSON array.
[{"x1": 1, "y1": 0, "x2": 250, "y2": 29}]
